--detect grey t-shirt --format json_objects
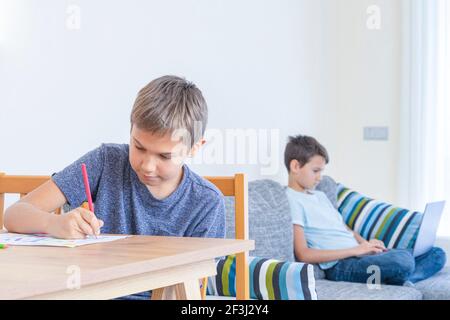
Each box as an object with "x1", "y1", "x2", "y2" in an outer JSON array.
[{"x1": 52, "y1": 143, "x2": 226, "y2": 299}]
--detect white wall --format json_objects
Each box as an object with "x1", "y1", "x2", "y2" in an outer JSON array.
[
  {"x1": 330, "y1": 0, "x2": 402, "y2": 205},
  {"x1": 0, "y1": 0, "x2": 337, "y2": 179},
  {"x1": 1, "y1": 0, "x2": 400, "y2": 204},
  {"x1": 2, "y1": 0, "x2": 449, "y2": 263}
]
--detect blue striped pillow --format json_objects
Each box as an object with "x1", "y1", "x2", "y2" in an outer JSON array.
[
  {"x1": 337, "y1": 184, "x2": 423, "y2": 249},
  {"x1": 207, "y1": 255, "x2": 317, "y2": 300}
]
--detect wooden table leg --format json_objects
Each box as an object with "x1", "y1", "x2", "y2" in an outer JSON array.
[
  {"x1": 152, "y1": 286, "x2": 176, "y2": 299},
  {"x1": 175, "y1": 279, "x2": 202, "y2": 300},
  {"x1": 152, "y1": 279, "x2": 201, "y2": 300}
]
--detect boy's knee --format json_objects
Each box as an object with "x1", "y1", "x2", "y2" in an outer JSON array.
[
  {"x1": 429, "y1": 247, "x2": 447, "y2": 270},
  {"x1": 390, "y1": 251, "x2": 415, "y2": 284},
  {"x1": 399, "y1": 258, "x2": 415, "y2": 281}
]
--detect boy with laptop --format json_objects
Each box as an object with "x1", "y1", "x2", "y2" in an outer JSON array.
[{"x1": 285, "y1": 134, "x2": 447, "y2": 285}]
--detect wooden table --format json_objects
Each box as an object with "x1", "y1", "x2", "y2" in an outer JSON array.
[{"x1": 0, "y1": 235, "x2": 254, "y2": 300}]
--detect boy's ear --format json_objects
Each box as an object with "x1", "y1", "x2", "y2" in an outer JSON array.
[
  {"x1": 189, "y1": 138, "x2": 206, "y2": 157},
  {"x1": 290, "y1": 159, "x2": 300, "y2": 172}
]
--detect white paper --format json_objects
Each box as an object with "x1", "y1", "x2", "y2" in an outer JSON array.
[{"x1": 0, "y1": 232, "x2": 130, "y2": 248}]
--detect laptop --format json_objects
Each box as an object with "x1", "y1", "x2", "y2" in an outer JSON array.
[{"x1": 412, "y1": 201, "x2": 446, "y2": 257}]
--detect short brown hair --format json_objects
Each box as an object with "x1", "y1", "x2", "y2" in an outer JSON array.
[
  {"x1": 130, "y1": 75, "x2": 207, "y2": 147},
  {"x1": 284, "y1": 135, "x2": 329, "y2": 172}
]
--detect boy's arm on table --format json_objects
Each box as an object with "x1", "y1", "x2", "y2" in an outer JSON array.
[
  {"x1": 4, "y1": 180, "x2": 66, "y2": 233},
  {"x1": 3, "y1": 180, "x2": 102, "y2": 239},
  {"x1": 293, "y1": 225, "x2": 385, "y2": 264}
]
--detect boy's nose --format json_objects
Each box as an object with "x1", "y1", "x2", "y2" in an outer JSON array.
[{"x1": 142, "y1": 158, "x2": 157, "y2": 173}]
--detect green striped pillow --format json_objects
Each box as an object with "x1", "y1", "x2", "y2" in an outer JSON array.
[
  {"x1": 337, "y1": 184, "x2": 423, "y2": 249},
  {"x1": 207, "y1": 255, "x2": 317, "y2": 300}
]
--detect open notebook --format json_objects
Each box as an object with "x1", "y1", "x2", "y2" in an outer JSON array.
[{"x1": 0, "y1": 232, "x2": 130, "y2": 248}]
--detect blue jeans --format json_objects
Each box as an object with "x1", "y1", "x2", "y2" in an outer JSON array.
[{"x1": 325, "y1": 247, "x2": 447, "y2": 285}]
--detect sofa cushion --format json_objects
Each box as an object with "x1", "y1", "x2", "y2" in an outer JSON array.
[
  {"x1": 313, "y1": 264, "x2": 326, "y2": 279},
  {"x1": 414, "y1": 266, "x2": 450, "y2": 300},
  {"x1": 225, "y1": 179, "x2": 295, "y2": 262},
  {"x1": 336, "y1": 185, "x2": 423, "y2": 249},
  {"x1": 207, "y1": 255, "x2": 317, "y2": 300},
  {"x1": 315, "y1": 279, "x2": 423, "y2": 300}
]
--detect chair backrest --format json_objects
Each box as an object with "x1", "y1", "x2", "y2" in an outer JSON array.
[
  {"x1": 0, "y1": 172, "x2": 250, "y2": 300},
  {"x1": 0, "y1": 173, "x2": 62, "y2": 229},
  {"x1": 204, "y1": 174, "x2": 249, "y2": 300}
]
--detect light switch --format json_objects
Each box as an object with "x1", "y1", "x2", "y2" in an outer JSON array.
[{"x1": 363, "y1": 127, "x2": 389, "y2": 141}]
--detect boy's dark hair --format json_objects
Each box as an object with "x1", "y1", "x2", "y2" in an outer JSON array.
[
  {"x1": 130, "y1": 75, "x2": 207, "y2": 147},
  {"x1": 284, "y1": 135, "x2": 329, "y2": 172}
]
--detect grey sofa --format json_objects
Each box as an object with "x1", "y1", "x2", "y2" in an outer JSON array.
[{"x1": 223, "y1": 178, "x2": 450, "y2": 300}]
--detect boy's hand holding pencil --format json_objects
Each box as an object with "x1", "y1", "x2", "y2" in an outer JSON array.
[
  {"x1": 46, "y1": 163, "x2": 104, "y2": 240},
  {"x1": 46, "y1": 205, "x2": 104, "y2": 239}
]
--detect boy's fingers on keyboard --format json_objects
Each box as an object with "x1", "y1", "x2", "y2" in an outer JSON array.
[
  {"x1": 369, "y1": 242, "x2": 384, "y2": 248},
  {"x1": 369, "y1": 239, "x2": 385, "y2": 248},
  {"x1": 368, "y1": 246, "x2": 383, "y2": 254}
]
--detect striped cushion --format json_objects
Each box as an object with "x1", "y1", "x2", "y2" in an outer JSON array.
[
  {"x1": 207, "y1": 255, "x2": 317, "y2": 300},
  {"x1": 337, "y1": 184, "x2": 423, "y2": 249}
]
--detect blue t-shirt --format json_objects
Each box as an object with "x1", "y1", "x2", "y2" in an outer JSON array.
[
  {"x1": 52, "y1": 143, "x2": 226, "y2": 299},
  {"x1": 286, "y1": 187, "x2": 358, "y2": 269}
]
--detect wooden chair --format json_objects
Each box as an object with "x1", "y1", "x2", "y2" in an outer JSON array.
[
  {"x1": 0, "y1": 172, "x2": 250, "y2": 300},
  {"x1": 203, "y1": 174, "x2": 249, "y2": 300},
  {"x1": 0, "y1": 173, "x2": 61, "y2": 228}
]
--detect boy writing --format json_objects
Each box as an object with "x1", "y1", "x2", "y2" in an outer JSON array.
[
  {"x1": 4, "y1": 75, "x2": 226, "y2": 298},
  {"x1": 284, "y1": 135, "x2": 446, "y2": 285}
]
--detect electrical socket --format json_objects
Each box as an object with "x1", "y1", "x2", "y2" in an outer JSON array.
[{"x1": 363, "y1": 126, "x2": 389, "y2": 141}]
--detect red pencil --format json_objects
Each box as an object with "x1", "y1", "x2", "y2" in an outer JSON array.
[{"x1": 81, "y1": 163, "x2": 97, "y2": 238}]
